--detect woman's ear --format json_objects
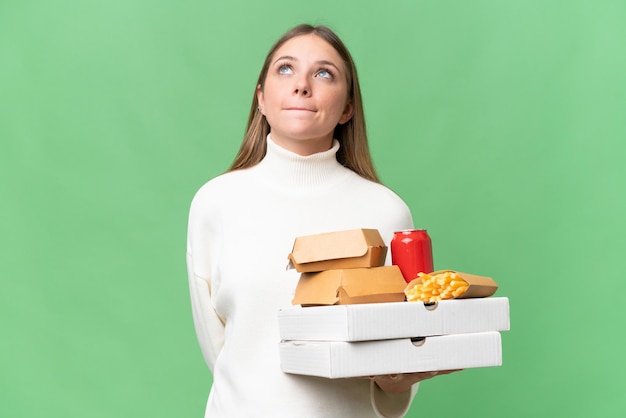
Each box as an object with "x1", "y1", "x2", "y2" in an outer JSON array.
[
  {"x1": 256, "y1": 84, "x2": 265, "y2": 115},
  {"x1": 338, "y1": 100, "x2": 354, "y2": 125}
]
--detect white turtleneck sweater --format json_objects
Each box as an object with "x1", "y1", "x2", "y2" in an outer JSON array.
[{"x1": 186, "y1": 136, "x2": 417, "y2": 417}]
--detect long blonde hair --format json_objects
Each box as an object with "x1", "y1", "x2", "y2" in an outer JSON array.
[{"x1": 228, "y1": 24, "x2": 380, "y2": 183}]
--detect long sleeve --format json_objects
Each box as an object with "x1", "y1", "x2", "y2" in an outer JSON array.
[
  {"x1": 186, "y1": 252, "x2": 224, "y2": 371},
  {"x1": 186, "y1": 186, "x2": 225, "y2": 372}
]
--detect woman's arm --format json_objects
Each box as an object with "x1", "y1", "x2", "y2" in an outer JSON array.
[
  {"x1": 186, "y1": 186, "x2": 225, "y2": 371},
  {"x1": 370, "y1": 380, "x2": 418, "y2": 418},
  {"x1": 370, "y1": 371, "x2": 462, "y2": 417},
  {"x1": 186, "y1": 252, "x2": 225, "y2": 371}
]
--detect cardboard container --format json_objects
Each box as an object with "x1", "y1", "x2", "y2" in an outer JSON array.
[
  {"x1": 405, "y1": 270, "x2": 499, "y2": 299},
  {"x1": 292, "y1": 266, "x2": 407, "y2": 306},
  {"x1": 279, "y1": 331, "x2": 502, "y2": 378},
  {"x1": 288, "y1": 228, "x2": 387, "y2": 273},
  {"x1": 279, "y1": 297, "x2": 510, "y2": 341}
]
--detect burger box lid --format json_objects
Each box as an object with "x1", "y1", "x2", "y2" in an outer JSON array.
[
  {"x1": 291, "y1": 266, "x2": 407, "y2": 306},
  {"x1": 287, "y1": 228, "x2": 387, "y2": 273},
  {"x1": 279, "y1": 297, "x2": 510, "y2": 341},
  {"x1": 279, "y1": 331, "x2": 502, "y2": 379}
]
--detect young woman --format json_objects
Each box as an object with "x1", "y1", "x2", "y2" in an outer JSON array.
[{"x1": 186, "y1": 24, "x2": 452, "y2": 417}]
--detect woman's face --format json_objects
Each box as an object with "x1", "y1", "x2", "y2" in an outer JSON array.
[{"x1": 257, "y1": 34, "x2": 353, "y2": 156}]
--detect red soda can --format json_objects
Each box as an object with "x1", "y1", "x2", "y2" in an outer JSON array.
[{"x1": 391, "y1": 229, "x2": 434, "y2": 283}]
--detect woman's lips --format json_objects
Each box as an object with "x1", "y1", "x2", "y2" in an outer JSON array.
[{"x1": 284, "y1": 107, "x2": 316, "y2": 112}]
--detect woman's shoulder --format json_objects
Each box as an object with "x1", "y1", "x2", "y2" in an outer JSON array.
[
  {"x1": 346, "y1": 171, "x2": 409, "y2": 204},
  {"x1": 189, "y1": 169, "x2": 251, "y2": 209},
  {"x1": 195, "y1": 167, "x2": 256, "y2": 194},
  {"x1": 343, "y1": 172, "x2": 413, "y2": 219}
]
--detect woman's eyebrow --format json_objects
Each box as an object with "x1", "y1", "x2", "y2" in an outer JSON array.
[
  {"x1": 273, "y1": 55, "x2": 296, "y2": 65},
  {"x1": 273, "y1": 56, "x2": 342, "y2": 73},
  {"x1": 316, "y1": 60, "x2": 341, "y2": 73}
]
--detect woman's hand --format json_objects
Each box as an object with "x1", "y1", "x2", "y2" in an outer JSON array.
[{"x1": 366, "y1": 369, "x2": 462, "y2": 394}]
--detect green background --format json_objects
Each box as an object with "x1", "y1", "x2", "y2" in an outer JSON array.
[{"x1": 1, "y1": 0, "x2": 624, "y2": 416}]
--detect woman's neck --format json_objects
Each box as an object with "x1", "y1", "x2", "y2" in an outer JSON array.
[{"x1": 254, "y1": 134, "x2": 347, "y2": 190}]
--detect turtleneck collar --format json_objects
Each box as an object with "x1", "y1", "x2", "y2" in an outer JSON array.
[{"x1": 254, "y1": 134, "x2": 348, "y2": 189}]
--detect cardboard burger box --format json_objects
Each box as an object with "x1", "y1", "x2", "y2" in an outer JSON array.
[
  {"x1": 279, "y1": 331, "x2": 502, "y2": 379},
  {"x1": 288, "y1": 228, "x2": 406, "y2": 306},
  {"x1": 291, "y1": 266, "x2": 408, "y2": 306},
  {"x1": 279, "y1": 297, "x2": 510, "y2": 341},
  {"x1": 287, "y1": 228, "x2": 387, "y2": 273}
]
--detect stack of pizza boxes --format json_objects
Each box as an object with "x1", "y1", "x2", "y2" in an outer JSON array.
[{"x1": 278, "y1": 228, "x2": 510, "y2": 379}]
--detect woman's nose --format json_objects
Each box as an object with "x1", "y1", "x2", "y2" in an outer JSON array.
[{"x1": 293, "y1": 77, "x2": 311, "y2": 96}]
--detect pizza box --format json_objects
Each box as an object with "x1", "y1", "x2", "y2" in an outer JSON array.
[
  {"x1": 279, "y1": 297, "x2": 509, "y2": 341},
  {"x1": 279, "y1": 331, "x2": 502, "y2": 378}
]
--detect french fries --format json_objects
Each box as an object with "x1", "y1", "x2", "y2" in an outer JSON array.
[{"x1": 405, "y1": 271, "x2": 469, "y2": 302}]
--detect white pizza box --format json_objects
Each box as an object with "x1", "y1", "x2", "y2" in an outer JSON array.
[
  {"x1": 278, "y1": 297, "x2": 509, "y2": 342},
  {"x1": 280, "y1": 331, "x2": 502, "y2": 379}
]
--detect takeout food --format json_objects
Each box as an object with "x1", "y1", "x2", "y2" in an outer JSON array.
[
  {"x1": 292, "y1": 266, "x2": 407, "y2": 306},
  {"x1": 288, "y1": 230, "x2": 500, "y2": 307},
  {"x1": 289, "y1": 229, "x2": 405, "y2": 306},
  {"x1": 404, "y1": 270, "x2": 499, "y2": 302},
  {"x1": 405, "y1": 271, "x2": 468, "y2": 302},
  {"x1": 288, "y1": 228, "x2": 386, "y2": 273}
]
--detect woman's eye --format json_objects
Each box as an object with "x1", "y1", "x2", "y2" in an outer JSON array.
[
  {"x1": 317, "y1": 69, "x2": 333, "y2": 79},
  {"x1": 278, "y1": 64, "x2": 293, "y2": 75}
]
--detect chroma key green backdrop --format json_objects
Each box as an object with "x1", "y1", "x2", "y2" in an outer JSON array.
[{"x1": 1, "y1": 1, "x2": 624, "y2": 417}]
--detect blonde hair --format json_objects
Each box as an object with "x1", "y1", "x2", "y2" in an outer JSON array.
[{"x1": 228, "y1": 24, "x2": 380, "y2": 183}]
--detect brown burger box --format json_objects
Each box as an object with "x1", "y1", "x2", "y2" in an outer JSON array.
[
  {"x1": 292, "y1": 265, "x2": 408, "y2": 306},
  {"x1": 287, "y1": 228, "x2": 387, "y2": 273},
  {"x1": 405, "y1": 270, "x2": 499, "y2": 299}
]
